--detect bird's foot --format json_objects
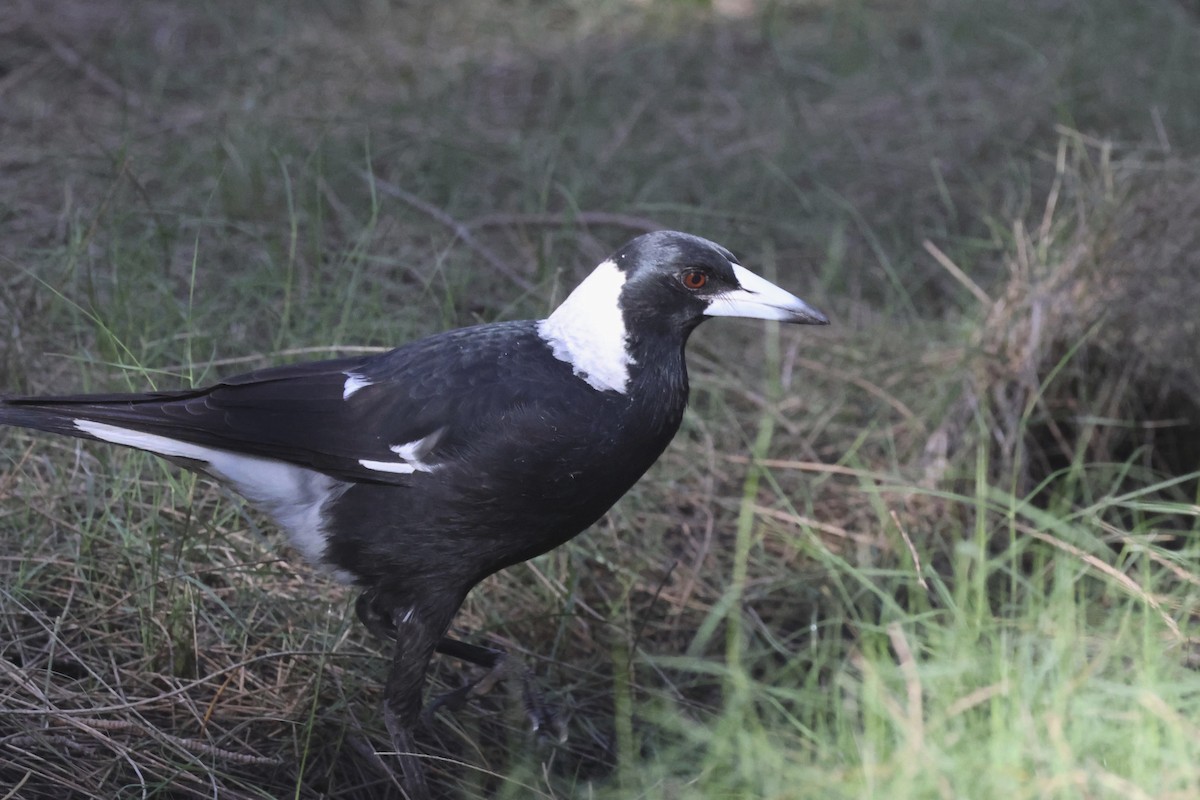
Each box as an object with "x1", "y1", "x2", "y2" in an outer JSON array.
[
  {"x1": 426, "y1": 641, "x2": 566, "y2": 743},
  {"x1": 515, "y1": 661, "x2": 567, "y2": 743},
  {"x1": 383, "y1": 703, "x2": 432, "y2": 800}
]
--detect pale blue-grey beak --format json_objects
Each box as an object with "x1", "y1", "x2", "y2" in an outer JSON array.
[{"x1": 704, "y1": 264, "x2": 829, "y2": 325}]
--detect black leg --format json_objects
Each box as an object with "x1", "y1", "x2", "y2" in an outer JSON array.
[
  {"x1": 354, "y1": 586, "x2": 566, "y2": 798},
  {"x1": 434, "y1": 636, "x2": 504, "y2": 668},
  {"x1": 382, "y1": 604, "x2": 449, "y2": 800},
  {"x1": 357, "y1": 585, "x2": 462, "y2": 800},
  {"x1": 429, "y1": 635, "x2": 566, "y2": 742}
]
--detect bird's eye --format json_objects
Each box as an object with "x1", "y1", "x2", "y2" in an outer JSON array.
[{"x1": 680, "y1": 270, "x2": 708, "y2": 290}]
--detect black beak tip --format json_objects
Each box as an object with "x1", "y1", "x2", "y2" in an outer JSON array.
[{"x1": 794, "y1": 307, "x2": 831, "y2": 326}]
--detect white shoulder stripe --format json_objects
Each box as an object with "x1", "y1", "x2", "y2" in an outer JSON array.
[
  {"x1": 358, "y1": 458, "x2": 420, "y2": 474},
  {"x1": 358, "y1": 435, "x2": 439, "y2": 475},
  {"x1": 342, "y1": 372, "x2": 372, "y2": 400}
]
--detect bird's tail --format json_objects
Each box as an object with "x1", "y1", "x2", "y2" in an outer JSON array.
[
  {"x1": 1, "y1": 396, "x2": 99, "y2": 440},
  {"x1": 0, "y1": 391, "x2": 193, "y2": 448}
]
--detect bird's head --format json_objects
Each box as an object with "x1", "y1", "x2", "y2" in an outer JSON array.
[
  {"x1": 612, "y1": 230, "x2": 829, "y2": 334},
  {"x1": 538, "y1": 230, "x2": 828, "y2": 394}
]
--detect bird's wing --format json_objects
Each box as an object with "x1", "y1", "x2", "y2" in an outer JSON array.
[{"x1": 1, "y1": 321, "x2": 563, "y2": 485}]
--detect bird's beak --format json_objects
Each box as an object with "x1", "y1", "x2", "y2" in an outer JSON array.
[{"x1": 704, "y1": 264, "x2": 830, "y2": 325}]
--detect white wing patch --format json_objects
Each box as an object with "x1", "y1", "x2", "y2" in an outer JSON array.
[
  {"x1": 357, "y1": 433, "x2": 441, "y2": 475},
  {"x1": 73, "y1": 419, "x2": 350, "y2": 575},
  {"x1": 342, "y1": 372, "x2": 372, "y2": 400},
  {"x1": 537, "y1": 258, "x2": 635, "y2": 393}
]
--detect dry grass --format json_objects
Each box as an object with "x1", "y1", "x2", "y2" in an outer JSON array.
[{"x1": 921, "y1": 132, "x2": 1200, "y2": 500}]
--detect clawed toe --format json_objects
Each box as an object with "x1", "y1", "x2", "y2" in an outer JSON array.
[
  {"x1": 422, "y1": 682, "x2": 474, "y2": 725},
  {"x1": 517, "y1": 668, "x2": 567, "y2": 743},
  {"x1": 429, "y1": 637, "x2": 567, "y2": 743}
]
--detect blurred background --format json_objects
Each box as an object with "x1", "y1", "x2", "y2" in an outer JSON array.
[{"x1": 1, "y1": 1, "x2": 1199, "y2": 797}]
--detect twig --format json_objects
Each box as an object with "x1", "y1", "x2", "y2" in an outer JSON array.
[
  {"x1": 890, "y1": 509, "x2": 929, "y2": 591},
  {"x1": 1021, "y1": 524, "x2": 1183, "y2": 640},
  {"x1": 2, "y1": 651, "x2": 327, "y2": 716},
  {"x1": 723, "y1": 454, "x2": 894, "y2": 483},
  {"x1": 31, "y1": 25, "x2": 144, "y2": 111},
  {"x1": 363, "y1": 173, "x2": 536, "y2": 293},
  {"x1": 944, "y1": 680, "x2": 1010, "y2": 718},
  {"x1": 750, "y1": 503, "x2": 877, "y2": 546},
  {"x1": 922, "y1": 239, "x2": 992, "y2": 307},
  {"x1": 0, "y1": 50, "x2": 50, "y2": 99},
  {"x1": 57, "y1": 718, "x2": 282, "y2": 765},
  {"x1": 0, "y1": 769, "x2": 32, "y2": 800},
  {"x1": 789, "y1": 355, "x2": 923, "y2": 429}
]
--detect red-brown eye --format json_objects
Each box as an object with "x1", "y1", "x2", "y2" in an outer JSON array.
[{"x1": 681, "y1": 270, "x2": 708, "y2": 290}]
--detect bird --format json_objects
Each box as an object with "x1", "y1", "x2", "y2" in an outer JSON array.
[{"x1": 0, "y1": 230, "x2": 828, "y2": 798}]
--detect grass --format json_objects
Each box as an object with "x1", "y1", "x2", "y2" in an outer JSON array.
[{"x1": 2, "y1": 0, "x2": 1200, "y2": 797}]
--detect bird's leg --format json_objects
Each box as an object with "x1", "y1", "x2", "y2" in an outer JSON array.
[
  {"x1": 358, "y1": 587, "x2": 565, "y2": 752},
  {"x1": 427, "y1": 636, "x2": 566, "y2": 742},
  {"x1": 357, "y1": 586, "x2": 462, "y2": 800},
  {"x1": 382, "y1": 604, "x2": 444, "y2": 800}
]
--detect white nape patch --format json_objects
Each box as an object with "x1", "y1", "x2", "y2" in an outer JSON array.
[
  {"x1": 342, "y1": 372, "x2": 372, "y2": 400},
  {"x1": 537, "y1": 258, "x2": 634, "y2": 393},
  {"x1": 704, "y1": 263, "x2": 825, "y2": 323},
  {"x1": 74, "y1": 419, "x2": 349, "y2": 570},
  {"x1": 358, "y1": 434, "x2": 439, "y2": 475}
]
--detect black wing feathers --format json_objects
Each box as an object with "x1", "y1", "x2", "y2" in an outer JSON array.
[{"x1": 1, "y1": 321, "x2": 568, "y2": 485}]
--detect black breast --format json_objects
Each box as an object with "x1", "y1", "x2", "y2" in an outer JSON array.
[{"x1": 322, "y1": 338, "x2": 690, "y2": 591}]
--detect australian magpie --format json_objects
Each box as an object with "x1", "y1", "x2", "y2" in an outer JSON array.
[{"x1": 0, "y1": 230, "x2": 828, "y2": 798}]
